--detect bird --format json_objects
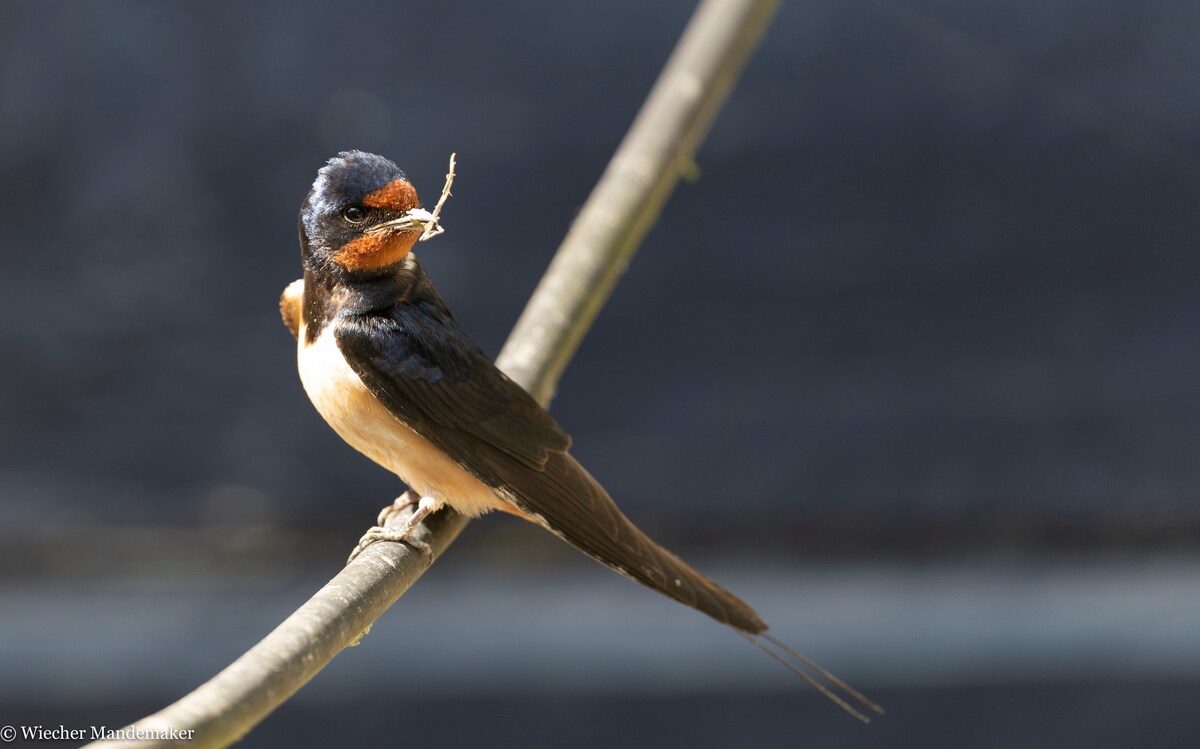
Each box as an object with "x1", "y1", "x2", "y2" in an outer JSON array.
[{"x1": 281, "y1": 150, "x2": 882, "y2": 721}]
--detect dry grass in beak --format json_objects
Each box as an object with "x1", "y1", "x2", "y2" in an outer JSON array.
[{"x1": 416, "y1": 152, "x2": 456, "y2": 241}]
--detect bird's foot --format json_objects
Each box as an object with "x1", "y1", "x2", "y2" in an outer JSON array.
[
  {"x1": 347, "y1": 525, "x2": 432, "y2": 565},
  {"x1": 347, "y1": 494, "x2": 443, "y2": 566}
]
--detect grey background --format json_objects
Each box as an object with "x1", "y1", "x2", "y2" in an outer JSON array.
[{"x1": 2, "y1": 1, "x2": 1199, "y2": 747}]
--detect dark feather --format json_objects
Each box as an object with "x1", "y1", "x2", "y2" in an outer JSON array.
[{"x1": 334, "y1": 289, "x2": 767, "y2": 633}]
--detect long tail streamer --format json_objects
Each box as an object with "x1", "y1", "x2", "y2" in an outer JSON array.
[{"x1": 739, "y1": 631, "x2": 886, "y2": 723}]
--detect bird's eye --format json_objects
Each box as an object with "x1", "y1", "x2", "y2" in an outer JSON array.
[{"x1": 342, "y1": 205, "x2": 367, "y2": 223}]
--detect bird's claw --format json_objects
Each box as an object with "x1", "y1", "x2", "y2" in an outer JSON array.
[
  {"x1": 346, "y1": 524, "x2": 433, "y2": 566},
  {"x1": 347, "y1": 493, "x2": 436, "y2": 566}
]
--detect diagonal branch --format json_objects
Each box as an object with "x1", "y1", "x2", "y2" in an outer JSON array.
[
  {"x1": 499, "y1": 0, "x2": 779, "y2": 403},
  {"x1": 86, "y1": 1, "x2": 778, "y2": 746}
]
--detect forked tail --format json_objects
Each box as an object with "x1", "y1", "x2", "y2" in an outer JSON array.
[{"x1": 513, "y1": 453, "x2": 883, "y2": 720}]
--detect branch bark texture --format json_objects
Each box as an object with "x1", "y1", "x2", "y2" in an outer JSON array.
[{"x1": 86, "y1": 1, "x2": 779, "y2": 746}]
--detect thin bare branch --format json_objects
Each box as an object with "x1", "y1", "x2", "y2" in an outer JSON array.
[{"x1": 499, "y1": 0, "x2": 779, "y2": 403}]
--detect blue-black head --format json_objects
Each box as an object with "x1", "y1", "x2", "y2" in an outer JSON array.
[{"x1": 299, "y1": 151, "x2": 424, "y2": 275}]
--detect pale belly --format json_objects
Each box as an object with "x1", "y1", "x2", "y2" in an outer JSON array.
[{"x1": 296, "y1": 322, "x2": 507, "y2": 517}]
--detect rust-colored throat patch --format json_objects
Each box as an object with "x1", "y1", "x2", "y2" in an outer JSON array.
[{"x1": 335, "y1": 179, "x2": 422, "y2": 270}]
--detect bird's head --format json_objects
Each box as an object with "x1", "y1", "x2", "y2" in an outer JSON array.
[{"x1": 299, "y1": 151, "x2": 424, "y2": 275}]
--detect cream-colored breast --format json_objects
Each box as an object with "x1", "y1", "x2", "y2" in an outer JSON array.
[{"x1": 297, "y1": 322, "x2": 506, "y2": 517}]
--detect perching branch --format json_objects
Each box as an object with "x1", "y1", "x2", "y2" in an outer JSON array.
[
  {"x1": 499, "y1": 0, "x2": 779, "y2": 403},
  {"x1": 86, "y1": 1, "x2": 779, "y2": 746}
]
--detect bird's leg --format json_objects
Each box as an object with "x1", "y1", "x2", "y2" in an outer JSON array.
[
  {"x1": 347, "y1": 495, "x2": 444, "y2": 565},
  {"x1": 376, "y1": 492, "x2": 420, "y2": 526}
]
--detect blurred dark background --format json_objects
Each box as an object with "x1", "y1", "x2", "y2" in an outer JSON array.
[{"x1": 3, "y1": 0, "x2": 1200, "y2": 746}]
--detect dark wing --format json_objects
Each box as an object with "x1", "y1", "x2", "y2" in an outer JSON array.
[
  {"x1": 335, "y1": 303, "x2": 766, "y2": 633},
  {"x1": 335, "y1": 305, "x2": 569, "y2": 471}
]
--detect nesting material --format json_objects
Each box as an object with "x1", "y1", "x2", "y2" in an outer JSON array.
[{"x1": 401, "y1": 153, "x2": 456, "y2": 241}]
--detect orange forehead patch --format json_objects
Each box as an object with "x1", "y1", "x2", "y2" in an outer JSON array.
[
  {"x1": 335, "y1": 231, "x2": 419, "y2": 271},
  {"x1": 362, "y1": 179, "x2": 420, "y2": 212}
]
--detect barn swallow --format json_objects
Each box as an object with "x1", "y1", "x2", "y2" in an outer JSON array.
[{"x1": 281, "y1": 151, "x2": 881, "y2": 721}]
